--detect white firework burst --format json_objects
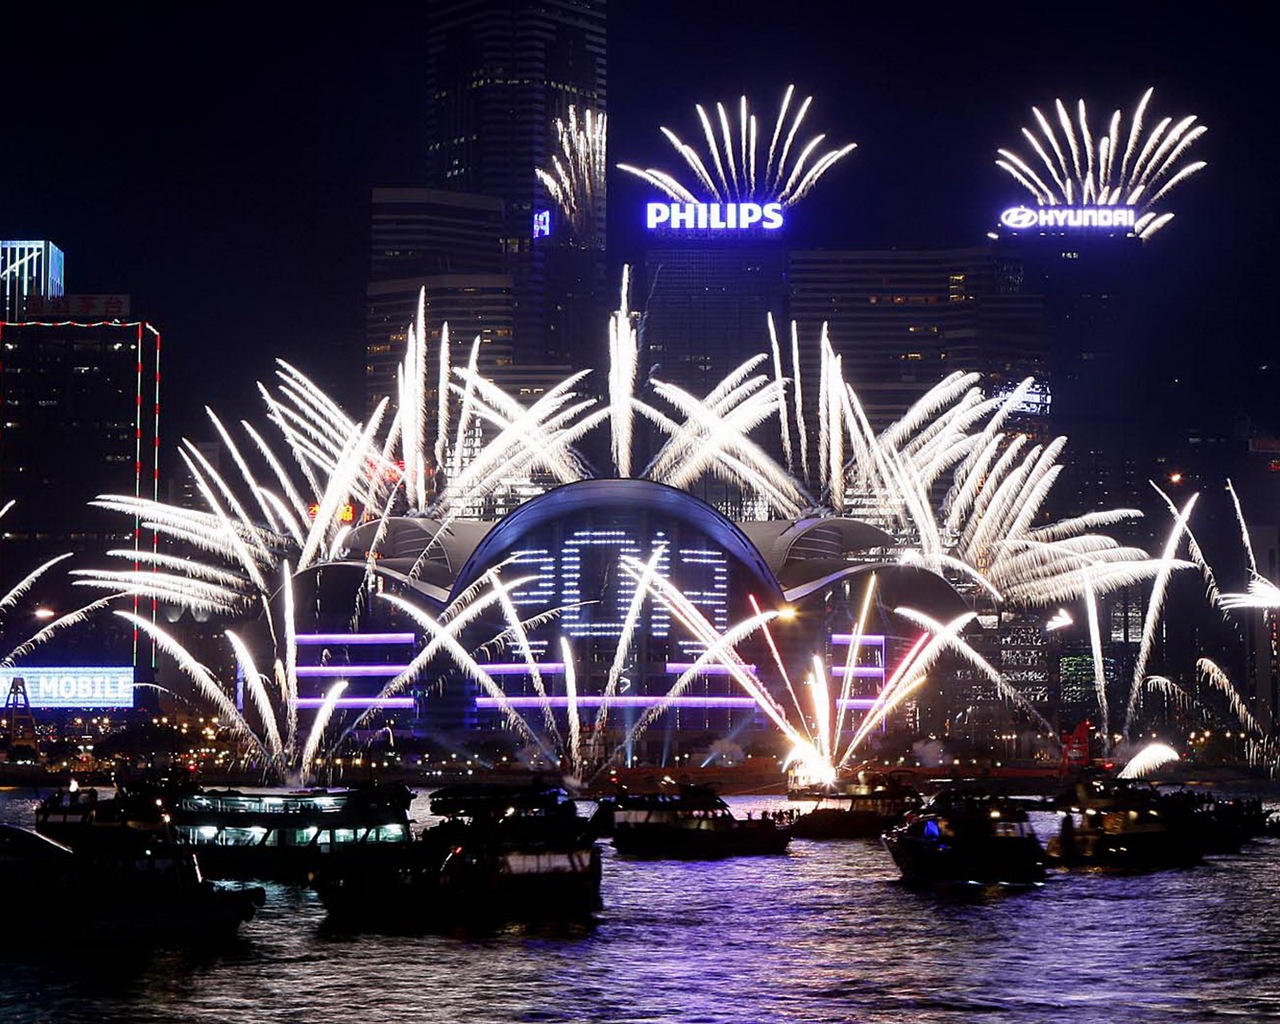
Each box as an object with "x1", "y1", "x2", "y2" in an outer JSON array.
[
  {"x1": 996, "y1": 87, "x2": 1207, "y2": 239},
  {"x1": 618, "y1": 85, "x2": 856, "y2": 207},
  {"x1": 535, "y1": 106, "x2": 607, "y2": 246}
]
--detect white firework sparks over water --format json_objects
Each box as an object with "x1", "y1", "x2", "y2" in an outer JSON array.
[
  {"x1": 618, "y1": 85, "x2": 856, "y2": 206},
  {"x1": 997, "y1": 87, "x2": 1207, "y2": 239},
  {"x1": 535, "y1": 106, "x2": 607, "y2": 246},
  {"x1": 67, "y1": 272, "x2": 1179, "y2": 776}
]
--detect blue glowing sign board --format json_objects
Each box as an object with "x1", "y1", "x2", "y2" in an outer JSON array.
[
  {"x1": 1, "y1": 667, "x2": 134, "y2": 708},
  {"x1": 999, "y1": 205, "x2": 1136, "y2": 231},
  {"x1": 532, "y1": 209, "x2": 551, "y2": 239},
  {"x1": 646, "y1": 201, "x2": 784, "y2": 232}
]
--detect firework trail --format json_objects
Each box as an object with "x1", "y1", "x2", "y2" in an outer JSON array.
[
  {"x1": 536, "y1": 106, "x2": 607, "y2": 246},
  {"x1": 619, "y1": 86, "x2": 856, "y2": 206},
  {"x1": 996, "y1": 87, "x2": 1206, "y2": 239},
  {"x1": 1123, "y1": 487, "x2": 1198, "y2": 738}
]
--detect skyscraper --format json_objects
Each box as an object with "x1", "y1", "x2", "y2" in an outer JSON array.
[
  {"x1": 0, "y1": 317, "x2": 161, "y2": 663},
  {"x1": 0, "y1": 240, "x2": 64, "y2": 322},
  {"x1": 423, "y1": 0, "x2": 607, "y2": 365}
]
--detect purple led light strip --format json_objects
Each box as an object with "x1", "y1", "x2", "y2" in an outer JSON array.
[
  {"x1": 474, "y1": 695, "x2": 883, "y2": 711},
  {"x1": 295, "y1": 697, "x2": 415, "y2": 709},
  {"x1": 295, "y1": 633, "x2": 416, "y2": 646},
  {"x1": 664, "y1": 662, "x2": 757, "y2": 675},
  {"x1": 476, "y1": 695, "x2": 760, "y2": 709},
  {"x1": 829, "y1": 634, "x2": 886, "y2": 645},
  {"x1": 296, "y1": 662, "x2": 566, "y2": 679}
]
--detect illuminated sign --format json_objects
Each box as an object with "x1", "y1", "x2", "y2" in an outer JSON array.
[
  {"x1": 999, "y1": 206, "x2": 1136, "y2": 231},
  {"x1": 1, "y1": 667, "x2": 134, "y2": 708},
  {"x1": 646, "y1": 201, "x2": 784, "y2": 232},
  {"x1": 532, "y1": 210, "x2": 551, "y2": 239},
  {"x1": 306, "y1": 502, "x2": 356, "y2": 523},
  {"x1": 21, "y1": 294, "x2": 131, "y2": 318}
]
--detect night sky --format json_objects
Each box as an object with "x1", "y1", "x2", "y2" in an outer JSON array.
[{"x1": 3, "y1": 3, "x2": 1275, "y2": 444}]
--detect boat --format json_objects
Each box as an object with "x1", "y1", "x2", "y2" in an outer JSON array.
[
  {"x1": 314, "y1": 781, "x2": 602, "y2": 927},
  {"x1": 1046, "y1": 772, "x2": 1207, "y2": 870},
  {"x1": 789, "y1": 770, "x2": 922, "y2": 840},
  {"x1": 611, "y1": 782, "x2": 791, "y2": 859},
  {"x1": 0, "y1": 823, "x2": 264, "y2": 942},
  {"x1": 37, "y1": 778, "x2": 415, "y2": 881},
  {"x1": 881, "y1": 784, "x2": 1045, "y2": 887}
]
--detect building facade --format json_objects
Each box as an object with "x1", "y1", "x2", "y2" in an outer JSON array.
[{"x1": 0, "y1": 241, "x2": 64, "y2": 322}]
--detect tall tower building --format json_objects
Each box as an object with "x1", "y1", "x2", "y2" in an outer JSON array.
[
  {"x1": 423, "y1": 0, "x2": 607, "y2": 365},
  {"x1": 0, "y1": 317, "x2": 161, "y2": 663},
  {"x1": 0, "y1": 241, "x2": 64, "y2": 322},
  {"x1": 365, "y1": 187, "x2": 510, "y2": 415},
  {"x1": 789, "y1": 246, "x2": 1048, "y2": 431}
]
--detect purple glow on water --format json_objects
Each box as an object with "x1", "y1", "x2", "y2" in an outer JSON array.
[
  {"x1": 295, "y1": 633, "x2": 416, "y2": 645},
  {"x1": 295, "y1": 697, "x2": 415, "y2": 709},
  {"x1": 475, "y1": 695, "x2": 760, "y2": 710}
]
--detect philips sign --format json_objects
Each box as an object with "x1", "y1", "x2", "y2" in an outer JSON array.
[
  {"x1": 1, "y1": 667, "x2": 134, "y2": 708},
  {"x1": 646, "y1": 201, "x2": 784, "y2": 232},
  {"x1": 1000, "y1": 206, "x2": 1137, "y2": 231}
]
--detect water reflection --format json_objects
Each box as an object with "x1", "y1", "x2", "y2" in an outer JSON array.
[{"x1": 3, "y1": 789, "x2": 1280, "y2": 1023}]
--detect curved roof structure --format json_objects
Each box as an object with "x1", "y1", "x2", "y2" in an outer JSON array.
[
  {"x1": 297, "y1": 481, "x2": 964, "y2": 626},
  {"x1": 447, "y1": 479, "x2": 785, "y2": 604}
]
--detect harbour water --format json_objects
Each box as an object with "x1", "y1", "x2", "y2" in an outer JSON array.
[{"x1": 5, "y1": 787, "x2": 1280, "y2": 1023}]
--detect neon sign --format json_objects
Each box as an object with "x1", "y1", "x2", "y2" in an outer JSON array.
[
  {"x1": 307, "y1": 502, "x2": 356, "y2": 523},
  {"x1": 532, "y1": 209, "x2": 551, "y2": 239},
  {"x1": 2, "y1": 667, "x2": 134, "y2": 708},
  {"x1": 999, "y1": 206, "x2": 1136, "y2": 231},
  {"x1": 646, "y1": 201, "x2": 785, "y2": 232}
]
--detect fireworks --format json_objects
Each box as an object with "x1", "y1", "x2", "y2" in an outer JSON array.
[
  {"x1": 618, "y1": 86, "x2": 856, "y2": 207},
  {"x1": 996, "y1": 87, "x2": 1207, "y2": 239},
  {"x1": 535, "y1": 106, "x2": 607, "y2": 247},
  {"x1": 1, "y1": 500, "x2": 111, "y2": 669},
  {"x1": 65, "y1": 271, "x2": 1180, "y2": 779}
]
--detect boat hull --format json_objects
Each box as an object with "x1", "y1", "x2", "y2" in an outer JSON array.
[{"x1": 882, "y1": 830, "x2": 1046, "y2": 887}]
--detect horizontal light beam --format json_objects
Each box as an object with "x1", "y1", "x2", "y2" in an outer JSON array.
[
  {"x1": 476, "y1": 695, "x2": 762, "y2": 710},
  {"x1": 295, "y1": 697, "x2": 415, "y2": 709},
  {"x1": 295, "y1": 633, "x2": 416, "y2": 646}
]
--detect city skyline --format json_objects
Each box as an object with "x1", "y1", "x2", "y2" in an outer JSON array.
[{"x1": 1, "y1": 4, "x2": 1274, "y2": 447}]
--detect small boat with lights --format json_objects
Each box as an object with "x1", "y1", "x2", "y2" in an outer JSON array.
[
  {"x1": 37, "y1": 779, "x2": 415, "y2": 881},
  {"x1": 789, "y1": 770, "x2": 922, "y2": 840},
  {"x1": 881, "y1": 784, "x2": 1045, "y2": 887},
  {"x1": 314, "y1": 782, "x2": 601, "y2": 927},
  {"x1": 611, "y1": 782, "x2": 791, "y2": 859},
  {"x1": 0, "y1": 823, "x2": 264, "y2": 942},
  {"x1": 1046, "y1": 772, "x2": 1207, "y2": 871},
  {"x1": 166, "y1": 782, "x2": 415, "y2": 880}
]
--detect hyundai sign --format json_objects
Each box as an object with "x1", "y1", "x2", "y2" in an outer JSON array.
[
  {"x1": 1000, "y1": 205, "x2": 1136, "y2": 232},
  {"x1": 1, "y1": 667, "x2": 134, "y2": 708},
  {"x1": 646, "y1": 201, "x2": 784, "y2": 232}
]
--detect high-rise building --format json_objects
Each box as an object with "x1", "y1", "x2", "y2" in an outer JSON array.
[
  {"x1": 365, "y1": 187, "x2": 509, "y2": 415},
  {"x1": 789, "y1": 246, "x2": 1048, "y2": 431},
  {"x1": 0, "y1": 317, "x2": 161, "y2": 662},
  {"x1": 422, "y1": 0, "x2": 607, "y2": 366},
  {"x1": 0, "y1": 241, "x2": 64, "y2": 322}
]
